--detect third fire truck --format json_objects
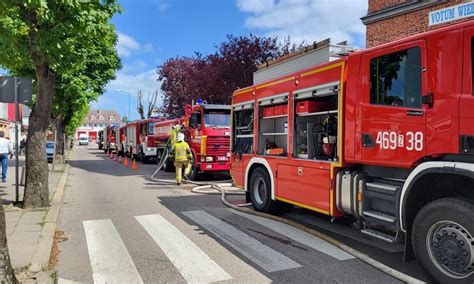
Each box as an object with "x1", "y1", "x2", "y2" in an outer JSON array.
[{"x1": 231, "y1": 20, "x2": 474, "y2": 282}]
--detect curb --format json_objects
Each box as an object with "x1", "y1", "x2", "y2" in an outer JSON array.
[{"x1": 29, "y1": 163, "x2": 70, "y2": 273}]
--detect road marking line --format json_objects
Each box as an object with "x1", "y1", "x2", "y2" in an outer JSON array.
[
  {"x1": 83, "y1": 219, "x2": 143, "y2": 284},
  {"x1": 182, "y1": 210, "x2": 302, "y2": 272},
  {"x1": 135, "y1": 214, "x2": 232, "y2": 283},
  {"x1": 231, "y1": 210, "x2": 354, "y2": 261}
]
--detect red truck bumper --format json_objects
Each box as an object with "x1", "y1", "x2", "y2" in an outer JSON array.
[{"x1": 198, "y1": 162, "x2": 230, "y2": 172}]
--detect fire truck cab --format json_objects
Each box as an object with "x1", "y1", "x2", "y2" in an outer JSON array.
[
  {"x1": 231, "y1": 20, "x2": 474, "y2": 282},
  {"x1": 114, "y1": 125, "x2": 127, "y2": 156},
  {"x1": 125, "y1": 118, "x2": 160, "y2": 162},
  {"x1": 102, "y1": 125, "x2": 117, "y2": 154},
  {"x1": 154, "y1": 103, "x2": 231, "y2": 180}
]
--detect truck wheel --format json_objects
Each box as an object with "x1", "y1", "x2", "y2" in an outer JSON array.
[
  {"x1": 249, "y1": 168, "x2": 280, "y2": 214},
  {"x1": 412, "y1": 198, "x2": 474, "y2": 283},
  {"x1": 139, "y1": 149, "x2": 146, "y2": 163},
  {"x1": 163, "y1": 158, "x2": 174, "y2": 172},
  {"x1": 188, "y1": 159, "x2": 199, "y2": 181}
]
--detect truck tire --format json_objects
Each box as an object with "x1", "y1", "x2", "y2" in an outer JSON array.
[
  {"x1": 412, "y1": 198, "x2": 474, "y2": 283},
  {"x1": 163, "y1": 158, "x2": 174, "y2": 172},
  {"x1": 188, "y1": 158, "x2": 200, "y2": 181},
  {"x1": 139, "y1": 148, "x2": 148, "y2": 163},
  {"x1": 249, "y1": 167, "x2": 280, "y2": 214}
]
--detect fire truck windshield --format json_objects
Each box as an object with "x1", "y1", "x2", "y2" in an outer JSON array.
[{"x1": 203, "y1": 110, "x2": 230, "y2": 128}]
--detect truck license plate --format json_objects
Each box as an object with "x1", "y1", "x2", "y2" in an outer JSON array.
[{"x1": 217, "y1": 156, "x2": 226, "y2": 161}]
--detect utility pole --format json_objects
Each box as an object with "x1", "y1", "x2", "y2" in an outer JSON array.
[{"x1": 14, "y1": 78, "x2": 19, "y2": 204}]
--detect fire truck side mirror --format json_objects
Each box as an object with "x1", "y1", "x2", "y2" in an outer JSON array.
[
  {"x1": 190, "y1": 113, "x2": 199, "y2": 128},
  {"x1": 422, "y1": 93, "x2": 434, "y2": 107}
]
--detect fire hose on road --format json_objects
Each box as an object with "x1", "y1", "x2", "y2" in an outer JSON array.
[{"x1": 149, "y1": 140, "x2": 423, "y2": 283}]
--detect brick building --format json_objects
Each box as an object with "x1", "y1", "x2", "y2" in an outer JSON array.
[{"x1": 362, "y1": 0, "x2": 474, "y2": 47}]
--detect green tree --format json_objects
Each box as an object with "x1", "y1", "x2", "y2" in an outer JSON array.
[
  {"x1": 52, "y1": 24, "x2": 121, "y2": 161},
  {"x1": 0, "y1": 0, "x2": 121, "y2": 208}
]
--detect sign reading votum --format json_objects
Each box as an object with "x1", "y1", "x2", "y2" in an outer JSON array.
[{"x1": 429, "y1": 1, "x2": 474, "y2": 26}]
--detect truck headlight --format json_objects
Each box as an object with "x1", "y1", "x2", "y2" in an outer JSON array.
[
  {"x1": 226, "y1": 152, "x2": 231, "y2": 158},
  {"x1": 205, "y1": 156, "x2": 213, "y2": 162},
  {"x1": 147, "y1": 147, "x2": 152, "y2": 151}
]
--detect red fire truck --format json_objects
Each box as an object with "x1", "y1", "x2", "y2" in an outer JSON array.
[
  {"x1": 231, "y1": 21, "x2": 474, "y2": 282},
  {"x1": 124, "y1": 118, "x2": 162, "y2": 163},
  {"x1": 155, "y1": 103, "x2": 231, "y2": 180},
  {"x1": 102, "y1": 125, "x2": 117, "y2": 154},
  {"x1": 114, "y1": 124, "x2": 127, "y2": 157}
]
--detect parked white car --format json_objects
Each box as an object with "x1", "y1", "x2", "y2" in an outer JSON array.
[{"x1": 79, "y1": 134, "x2": 89, "y2": 145}]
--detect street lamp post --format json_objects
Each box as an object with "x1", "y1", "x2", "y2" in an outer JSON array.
[{"x1": 116, "y1": 89, "x2": 131, "y2": 119}]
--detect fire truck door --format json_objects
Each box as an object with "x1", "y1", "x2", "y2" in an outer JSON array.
[{"x1": 358, "y1": 40, "x2": 427, "y2": 167}]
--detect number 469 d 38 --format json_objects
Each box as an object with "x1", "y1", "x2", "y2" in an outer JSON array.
[{"x1": 376, "y1": 131, "x2": 423, "y2": 151}]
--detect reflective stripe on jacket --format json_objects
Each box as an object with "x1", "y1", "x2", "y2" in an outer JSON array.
[{"x1": 173, "y1": 141, "x2": 192, "y2": 162}]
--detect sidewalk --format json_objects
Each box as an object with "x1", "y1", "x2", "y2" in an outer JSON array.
[{"x1": 2, "y1": 156, "x2": 64, "y2": 271}]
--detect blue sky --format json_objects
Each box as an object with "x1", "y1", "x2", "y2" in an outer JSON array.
[{"x1": 8, "y1": 0, "x2": 370, "y2": 121}]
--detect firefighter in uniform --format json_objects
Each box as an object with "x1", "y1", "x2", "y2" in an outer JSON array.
[{"x1": 172, "y1": 133, "x2": 192, "y2": 185}]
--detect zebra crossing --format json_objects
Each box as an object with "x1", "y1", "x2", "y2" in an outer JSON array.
[{"x1": 80, "y1": 209, "x2": 365, "y2": 283}]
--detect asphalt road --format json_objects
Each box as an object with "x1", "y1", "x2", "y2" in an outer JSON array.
[{"x1": 55, "y1": 146, "x2": 426, "y2": 283}]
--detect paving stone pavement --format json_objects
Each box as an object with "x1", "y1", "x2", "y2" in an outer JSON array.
[{"x1": 1, "y1": 155, "x2": 64, "y2": 270}]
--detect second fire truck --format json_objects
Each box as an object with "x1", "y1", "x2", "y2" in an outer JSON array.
[{"x1": 155, "y1": 103, "x2": 231, "y2": 180}]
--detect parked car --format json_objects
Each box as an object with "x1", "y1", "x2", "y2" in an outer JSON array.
[
  {"x1": 79, "y1": 134, "x2": 89, "y2": 145},
  {"x1": 46, "y1": 141, "x2": 54, "y2": 162}
]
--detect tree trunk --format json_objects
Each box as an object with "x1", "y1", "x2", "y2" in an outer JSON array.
[
  {"x1": 0, "y1": 196, "x2": 18, "y2": 283},
  {"x1": 65, "y1": 135, "x2": 73, "y2": 151},
  {"x1": 54, "y1": 117, "x2": 65, "y2": 165},
  {"x1": 23, "y1": 66, "x2": 54, "y2": 208}
]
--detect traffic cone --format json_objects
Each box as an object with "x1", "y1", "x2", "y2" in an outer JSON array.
[
  {"x1": 131, "y1": 159, "x2": 137, "y2": 171},
  {"x1": 123, "y1": 157, "x2": 129, "y2": 167}
]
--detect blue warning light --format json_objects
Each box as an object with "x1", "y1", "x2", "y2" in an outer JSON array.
[{"x1": 196, "y1": 99, "x2": 203, "y2": 105}]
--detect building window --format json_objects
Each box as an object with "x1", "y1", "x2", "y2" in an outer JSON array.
[
  {"x1": 99, "y1": 115, "x2": 104, "y2": 120},
  {"x1": 370, "y1": 47, "x2": 422, "y2": 108},
  {"x1": 109, "y1": 115, "x2": 115, "y2": 120},
  {"x1": 90, "y1": 115, "x2": 96, "y2": 120}
]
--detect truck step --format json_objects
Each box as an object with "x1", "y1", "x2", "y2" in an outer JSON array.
[
  {"x1": 366, "y1": 182, "x2": 400, "y2": 193},
  {"x1": 363, "y1": 211, "x2": 396, "y2": 223},
  {"x1": 361, "y1": 229, "x2": 397, "y2": 243}
]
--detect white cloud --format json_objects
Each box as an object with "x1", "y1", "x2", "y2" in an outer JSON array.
[
  {"x1": 236, "y1": 0, "x2": 274, "y2": 13},
  {"x1": 236, "y1": 0, "x2": 368, "y2": 47},
  {"x1": 106, "y1": 69, "x2": 160, "y2": 95},
  {"x1": 121, "y1": 60, "x2": 148, "y2": 73},
  {"x1": 116, "y1": 32, "x2": 154, "y2": 57},
  {"x1": 143, "y1": 43, "x2": 154, "y2": 52}
]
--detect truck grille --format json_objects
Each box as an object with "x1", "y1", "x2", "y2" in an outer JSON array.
[{"x1": 206, "y1": 136, "x2": 230, "y2": 156}]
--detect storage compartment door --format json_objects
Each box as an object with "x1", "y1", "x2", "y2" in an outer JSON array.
[{"x1": 276, "y1": 164, "x2": 330, "y2": 213}]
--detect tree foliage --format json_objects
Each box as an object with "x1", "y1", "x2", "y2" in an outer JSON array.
[
  {"x1": 158, "y1": 34, "x2": 302, "y2": 116},
  {"x1": 0, "y1": 0, "x2": 121, "y2": 208}
]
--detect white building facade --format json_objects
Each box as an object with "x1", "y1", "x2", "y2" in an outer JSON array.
[{"x1": 75, "y1": 109, "x2": 121, "y2": 141}]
